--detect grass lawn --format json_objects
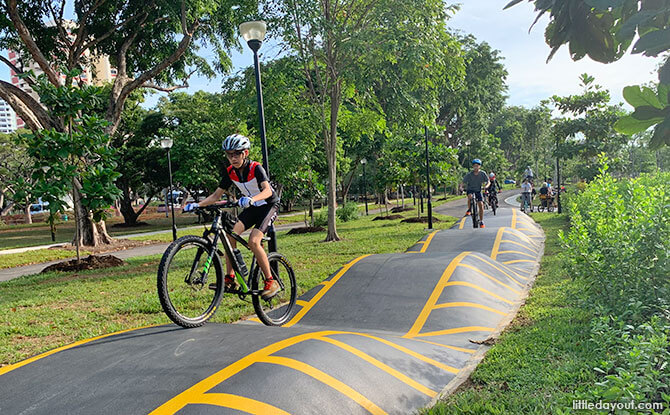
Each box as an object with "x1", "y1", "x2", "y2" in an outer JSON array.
[
  {"x1": 0, "y1": 211, "x2": 457, "y2": 367},
  {"x1": 424, "y1": 213, "x2": 601, "y2": 414}
]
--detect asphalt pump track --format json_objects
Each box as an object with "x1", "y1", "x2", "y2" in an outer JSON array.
[{"x1": 0, "y1": 207, "x2": 544, "y2": 414}]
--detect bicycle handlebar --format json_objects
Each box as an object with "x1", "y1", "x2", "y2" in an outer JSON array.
[{"x1": 194, "y1": 201, "x2": 239, "y2": 212}]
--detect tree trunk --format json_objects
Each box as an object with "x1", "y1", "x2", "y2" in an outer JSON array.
[
  {"x1": 325, "y1": 83, "x2": 341, "y2": 242},
  {"x1": 400, "y1": 184, "x2": 405, "y2": 208},
  {"x1": 73, "y1": 185, "x2": 114, "y2": 247},
  {"x1": 23, "y1": 196, "x2": 32, "y2": 224}
]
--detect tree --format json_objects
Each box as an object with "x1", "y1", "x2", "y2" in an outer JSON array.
[
  {"x1": 551, "y1": 74, "x2": 629, "y2": 181},
  {"x1": 18, "y1": 77, "x2": 121, "y2": 255},
  {"x1": 0, "y1": 0, "x2": 254, "y2": 245},
  {"x1": 112, "y1": 106, "x2": 166, "y2": 226},
  {"x1": 436, "y1": 37, "x2": 508, "y2": 165},
  {"x1": 271, "y1": 0, "x2": 456, "y2": 241},
  {"x1": 505, "y1": 0, "x2": 670, "y2": 148},
  {"x1": 0, "y1": 129, "x2": 34, "y2": 220}
]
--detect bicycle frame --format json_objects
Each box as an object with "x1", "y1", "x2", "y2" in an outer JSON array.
[{"x1": 196, "y1": 208, "x2": 285, "y2": 297}]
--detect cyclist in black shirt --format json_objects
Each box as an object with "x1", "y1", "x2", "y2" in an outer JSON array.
[{"x1": 184, "y1": 134, "x2": 280, "y2": 299}]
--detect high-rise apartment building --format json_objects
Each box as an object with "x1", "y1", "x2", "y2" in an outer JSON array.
[
  {"x1": 0, "y1": 99, "x2": 17, "y2": 133},
  {"x1": 7, "y1": 23, "x2": 117, "y2": 129}
]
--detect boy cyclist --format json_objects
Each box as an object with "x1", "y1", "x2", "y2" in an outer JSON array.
[
  {"x1": 463, "y1": 158, "x2": 490, "y2": 228},
  {"x1": 485, "y1": 172, "x2": 502, "y2": 206},
  {"x1": 184, "y1": 134, "x2": 280, "y2": 300}
]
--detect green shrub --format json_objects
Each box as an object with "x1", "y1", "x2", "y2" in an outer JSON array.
[
  {"x1": 336, "y1": 202, "x2": 358, "y2": 222},
  {"x1": 561, "y1": 168, "x2": 670, "y2": 410},
  {"x1": 586, "y1": 314, "x2": 670, "y2": 408},
  {"x1": 561, "y1": 171, "x2": 670, "y2": 318},
  {"x1": 313, "y1": 210, "x2": 328, "y2": 227}
]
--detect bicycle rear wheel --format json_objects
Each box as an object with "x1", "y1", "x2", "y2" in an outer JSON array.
[
  {"x1": 157, "y1": 235, "x2": 224, "y2": 328},
  {"x1": 252, "y1": 252, "x2": 297, "y2": 326}
]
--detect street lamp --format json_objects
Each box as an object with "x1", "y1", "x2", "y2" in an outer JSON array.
[
  {"x1": 555, "y1": 136, "x2": 562, "y2": 214},
  {"x1": 240, "y1": 20, "x2": 277, "y2": 254},
  {"x1": 161, "y1": 137, "x2": 177, "y2": 241},
  {"x1": 360, "y1": 158, "x2": 368, "y2": 215},
  {"x1": 424, "y1": 126, "x2": 433, "y2": 230}
]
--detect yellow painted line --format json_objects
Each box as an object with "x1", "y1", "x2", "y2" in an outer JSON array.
[
  {"x1": 296, "y1": 300, "x2": 309, "y2": 307},
  {"x1": 529, "y1": 235, "x2": 543, "y2": 238},
  {"x1": 458, "y1": 216, "x2": 466, "y2": 229},
  {"x1": 414, "y1": 326, "x2": 495, "y2": 338},
  {"x1": 434, "y1": 301, "x2": 507, "y2": 316},
  {"x1": 412, "y1": 338, "x2": 475, "y2": 354},
  {"x1": 468, "y1": 254, "x2": 528, "y2": 282},
  {"x1": 346, "y1": 333, "x2": 459, "y2": 374},
  {"x1": 260, "y1": 356, "x2": 387, "y2": 415},
  {"x1": 490, "y1": 227, "x2": 505, "y2": 260},
  {"x1": 318, "y1": 337, "x2": 437, "y2": 397},
  {"x1": 284, "y1": 255, "x2": 371, "y2": 327},
  {"x1": 247, "y1": 317, "x2": 262, "y2": 323},
  {"x1": 320, "y1": 280, "x2": 333, "y2": 287},
  {"x1": 503, "y1": 228, "x2": 538, "y2": 246},
  {"x1": 0, "y1": 324, "x2": 157, "y2": 377},
  {"x1": 406, "y1": 251, "x2": 420, "y2": 253},
  {"x1": 443, "y1": 281, "x2": 514, "y2": 304},
  {"x1": 150, "y1": 331, "x2": 340, "y2": 414},
  {"x1": 404, "y1": 252, "x2": 470, "y2": 338},
  {"x1": 497, "y1": 250, "x2": 537, "y2": 259},
  {"x1": 511, "y1": 208, "x2": 517, "y2": 229},
  {"x1": 457, "y1": 263, "x2": 523, "y2": 293},
  {"x1": 189, "y1": 393, "x2": 290, "y2": 414},
  {"x1": 500, "y1": 239, "x2": 539, "y2": 253},
  {"x1": 503, "y1": 259, "x2": 535, "y2": 265},
  {"x1": 419, "y1": 230, "x2": 439, "y2": 253},
  {"x1": 517, "y1": 227, "x2": 541, "y2": 234}
]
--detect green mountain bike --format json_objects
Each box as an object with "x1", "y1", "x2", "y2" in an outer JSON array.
[{"x1": 157, "y1": 202, "x2": 297, "y2": 327}]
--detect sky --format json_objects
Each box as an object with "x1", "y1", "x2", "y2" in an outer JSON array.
[
  {"x1": 2, "y1": 1, "x2": 661, "y2": 111},
  {"x1": 448, "y1": 1, "x2": 661, "y2": 109}
]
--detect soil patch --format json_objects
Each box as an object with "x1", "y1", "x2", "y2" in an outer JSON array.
[
  {"x1": 50, "y1": 238, "x2": 163, "y2": 255},
  {"x1": 287, "y1": 226, "x2": 325, "y2": 235},
  {"x1": 372, "y1": 215, "x2": 403, "y2": 221},
  {"x1": 400, "y1": 216, "x2": 442, "y2": 223},
  {"x1": 110, "y1": 221, "x2": 150, "y2": 228},
  {"x1": 41, "y1": 255, "x2": 126, "y2": 273},
  {"x1": 390, "y1": 207, "x2": 413, "y2": 213}
]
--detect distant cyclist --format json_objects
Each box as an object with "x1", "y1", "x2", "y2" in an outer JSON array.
[
  {"x1": 524, "y1": 165, "x2": 534, "y2": 183},
  {"x1": 486, "y1": 172, "x2": 502, "y2": 195},
  {"x1": 520, "y1": 177, "x2": 533, "y2": 212},
  {"x1": 183, "y1": 134, "x2": 280, "y2": 300},
  {"x1": 463, "y1": 159, "x2": 490, "y2": 228}
]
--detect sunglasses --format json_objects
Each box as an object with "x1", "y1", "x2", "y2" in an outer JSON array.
[{"x1": 225, "y1": 150, "x2": 245, "y2": 158}]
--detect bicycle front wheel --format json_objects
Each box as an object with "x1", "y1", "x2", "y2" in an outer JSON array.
[
  {"x1": 471, "y1": 201, "x2": 479, "y2": 228},
  {"x1": 252, "y1": 252, "x2": 297, "y2": 326},
  {"x1": 157, "y1": 235, "x2": 224, "y2": 328}
]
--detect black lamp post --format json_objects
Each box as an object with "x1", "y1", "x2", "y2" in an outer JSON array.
[
  {"x1": 240, "y1": 21, "x2": 276, "y2": 253},
  {"x1": 555, "y1": 136, "x2": 562, "y2": 214},
  {"x1": 161, "y1": 137, "x2": 177, "y2": 241},
  {"x1": 360, "y1": 158, "x2": 368, "y2": 215},
  {"x1": 425, "y1": 126, "x2": 433, "y2": 230}
]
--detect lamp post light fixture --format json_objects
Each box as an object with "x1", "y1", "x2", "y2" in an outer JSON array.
[
  {"x1": 424, "y1": 126, "x2": 433, "y2": 230},
  {"x1": 360, "y1": 158, "x2": 369, "y2": 215},
  {"x1": 161, "y1": 137, "x2": 178, "y2": 241},
  {"x1": 240, "y1": 20, "x2": 277, "y2": 254}
]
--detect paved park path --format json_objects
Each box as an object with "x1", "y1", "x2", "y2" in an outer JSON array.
[
  {"x1": 0, "y1": 193, "x2": 542, "y2": 415},
  {"x1": 0, "y1": 191, "x2": 519, "y2": 283}
]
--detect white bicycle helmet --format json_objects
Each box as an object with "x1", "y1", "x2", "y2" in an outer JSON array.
[{"x1": 222, "y1": 134, "x2": 251, "y2": 151}]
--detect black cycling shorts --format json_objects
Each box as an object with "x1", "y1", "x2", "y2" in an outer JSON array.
[
  {"x1": 237, "y1": 202, "x2": 279, "y2": 234},
  {"x1": 466, "y1": 190, "x2": 483, "y2": 202}
]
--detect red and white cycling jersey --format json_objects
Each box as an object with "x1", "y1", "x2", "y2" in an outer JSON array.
[{"x1": 219, "y1": 160, "x2": 278, "y2": 205}]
